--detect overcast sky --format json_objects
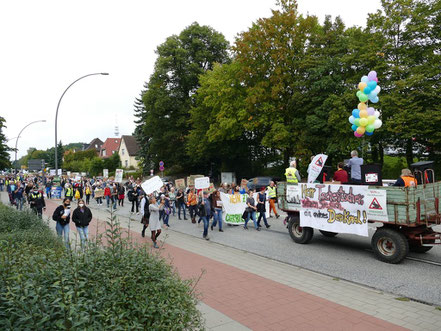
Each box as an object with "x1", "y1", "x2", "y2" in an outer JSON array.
[{"x1": 1, "y1": 0, "x2": 381, "y2": 160}]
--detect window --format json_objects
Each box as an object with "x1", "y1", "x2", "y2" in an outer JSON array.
[
  {"x1": 112, "y1": 150, "x2": 116, "y2": 154},
  {"x1": 95, "y1": 144, "x2": 98, "y2": 148},
  {"x1": 122, "y1": 148, "x2": 125, "y2": 156},
  {"x1": 102, "y1": 149, "x2": 106, "y2": 157},
  {"x1": 125, "y1": 160, "x2": 128, "y2": 167}
]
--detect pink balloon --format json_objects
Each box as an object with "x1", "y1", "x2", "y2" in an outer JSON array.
[
  {"x1": 368, "y1": 71, "x2": 377, "y2": 80},
  {"x1": 367, "y1": 107, "x2": 375, "y2": 116},
  {"x1": 354, "y1": 132, "x2": 363, "y2": 138},
  {"x1": 375, "y1": 77, "x2": 378, "y2": 82}
]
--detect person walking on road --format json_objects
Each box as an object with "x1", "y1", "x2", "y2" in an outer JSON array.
[
  {"x1": 140, "y1": 193, "x2": 150, "y2": 238},
  {"x1": 244, "y1": 189, "x2": 259, "y2": 231},
  {"x1": 65, "y1": 184, "x2": 74, "y2": 201},
  {"x1": 84, "y1": 184, "x2": 92, "y2": 205},
  {"x1": 117, "y1": 184, "x2": 125, "y2": 207},
  {"x1": 72, "y1": 199, "x2": 92, "y2": 248},
  {"x1": 29, "y1": 186, "x2": 46, "y2": 218},
  {"x1": 14, "y1": 184, "x2": 25, "y2": 211},
  {"x1": 187, "y1": 188, "x2": 198, "y2": 223},
  {"x1": 104, "y1": 184, "x2": 111, "y2": 208},
  {"x1": 210, "y1": 190, "x2": 223, "y2": 232},
  {"x1": 52, "y1": 198, "x2": 71, "y2": 249},
  {"x1": 198, "y1": 191, "x2": 212, "y2": 240},
  {"x1": 148, "y1": 196, "x2": 162, "y2": 248},
  {"x1": 267, "y1": 181, "x2": 279, "y2": 218},
  {"x1": 176, "y1": 189, "x2": 187, "y2": 220},
  {"x1": 257, "y1": 187, "x2": 270, "y2": 229}
]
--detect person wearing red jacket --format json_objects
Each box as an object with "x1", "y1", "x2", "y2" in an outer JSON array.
[
  {"x1": 104, "y1": 185, "x2": 111, "y2": 208},
  {"x1": 333, "y1": 162, "x2": 349, "y2": 184}
]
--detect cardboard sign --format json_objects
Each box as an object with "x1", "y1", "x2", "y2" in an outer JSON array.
[
  {"x1": 94, "y1": 189, "x2": 104, "y2": 198},
  {"x1": 115, "y1": 169, "x2": 124, "y2": 183},
  {"x1": 187, "y1": 175, "x2": 204, "y2": 186},
  {"x1": 141, "y1": 176, "x2": 164, "y2": 194},
  {"x1": 208, "y1": 183, "x2": 216, "y2": 193},
  {"x1": 240, "y1": 178, "x2": 248, "y2": 188},
  {"x1": 175, "y1": 178, "x2": 186, "y2": 189},
  {"x1": 195, "y1": 177, "x2": 210, "y2": 190}
]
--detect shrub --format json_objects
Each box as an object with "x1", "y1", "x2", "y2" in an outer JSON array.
[{"x1": 0, "y1": 205, "x2": 203, "y2": 330}]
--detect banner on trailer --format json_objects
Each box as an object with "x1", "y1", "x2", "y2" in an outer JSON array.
[
  {"x1": 220, "y1": 192, "x2": 269, "y2": 225},
  {"x1": 115, "y1": 169, "x2": 124, "y2": 183},
  {"x1": 307, "y1": 154, "x2": 328, "y2": 183},
  {"x1": 300, "y1": 183, "x2": 369, "y2": 237},
  {"x1": 366, "y1": 189, "x2": 388, "y2": 222}
]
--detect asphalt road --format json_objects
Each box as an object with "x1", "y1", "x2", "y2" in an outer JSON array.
[
  {"x1": 88, "y1": 198, "x2": 441, "y2": 307},
  {"x1": 4, "y1": 193, "x2": 440, "y2": 306}
]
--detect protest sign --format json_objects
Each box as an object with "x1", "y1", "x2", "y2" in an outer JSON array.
[
  {"x1": 240, "y1": 178, "x2": 248, "y2": 188},
  {"x1": 208, "y1": 183, "x2": 216, "y2": 194},
  {"x1": 187, "y1": 175, "x2": 203, "y2": 187},
  {"x1": 286, "y1": 184, "x2": 301, "y2": 207},
  {"x1": 307, "y1": 154, "x2": 328, "y2": 183},
  {"x1": 195, "y1": 177, "x2": 210, "y2": 190},
  {"x1": 115, "y1": 169, "x2": 124, "y2": 183},
  {"x1": 220, "y1": 192, "x2": 270, "y2": 225},
  {"x1": 50, "y1": 169, "x2": 56, "y2": 176},
  {"x1": 300, "y1": 183, "x2": 369, "y2": 237},
  {"x1": 141, "y1": 176, "x2": 164, "y2": 194},
  {"x1": 366, "y1": 189, "x2": 388, "y2": 222},
  {"x1": 94, "y1": 189, "x2": 104, "y2": 198},
  {"x1": 103, "y1": 169, "x2": 109, "y2": 178},
  {"x1": 175, "y1": 178, "x2": 186, "y2": 189},
  {"x1": 75, "y1": 175, "x2": 81, "y2": 181}
]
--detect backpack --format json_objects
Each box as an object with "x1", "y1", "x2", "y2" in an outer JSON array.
[
  {"x1": 127, "y1": 190, "x2": 134, "y2": 202},
  {"x1": 75, "y1": 190, "x2": 81, "y2": 199}
]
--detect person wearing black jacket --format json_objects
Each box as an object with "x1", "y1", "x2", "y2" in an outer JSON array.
[
  {"x1": 139, "y1": 193, "x2": 150, "y2": 238},
  {"x1": 29, "y1": 186, "x2": 46, "y2": 218},
  {"x1": 72, "y1": 199, "x2": 93, "y2": 247},
  {"x1": 52, "y1": 198, "x2": 71, "y2": 249}
]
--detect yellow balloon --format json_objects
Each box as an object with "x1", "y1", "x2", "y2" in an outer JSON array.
[
  {"x1": 356, "y1": 126, "x2": 366, "y2": 134},
  {"x1": 368, "y1": 115, "x2": 376, "y2": 124},
  {"x1": 359, "y1": 110, "x2": 368, "y2": 118},
  {"x1": 358, "y1": 102, "x2": 367, "y2": 110},
  {"x1": 359, "y1": 118, "x2": 368, "y2": 127},
  {"x1": 358, "y1": 82, "x2": 367, "y2": 91}
]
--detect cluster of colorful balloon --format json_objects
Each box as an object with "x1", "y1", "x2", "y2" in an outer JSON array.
[{"x1": 348, "y1": 71, "x2": 383, "y2": 138}]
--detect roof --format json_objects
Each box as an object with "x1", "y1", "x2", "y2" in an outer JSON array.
[
  {"x1": 100, "y1": 138, "x2": 121, "y2": 158},
  {"x1": 85, "y1": 138, "x2": 104, "y2": 151},
  {"x1": 121, "y1": 135, "x2": 140, "y2": 156}
]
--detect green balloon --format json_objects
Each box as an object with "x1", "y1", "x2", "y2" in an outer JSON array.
[
  {"x1": 366, "y1": 124, "x2": 375, "y2": 132},
  {"x1": 354, "y1": 118, "x2": 360, "y2": 126},
  {"x1": 356, "y1": 91, "x2": 362, "y2": 98},
  {"x1": 359, "y1": 93, "x2": 368, "y2": 102}
]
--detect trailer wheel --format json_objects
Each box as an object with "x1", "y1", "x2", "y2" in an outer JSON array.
[
  {"x1": 371, "y1": 228, "x2": 409, "y2": 264},
  {"x1": 288, "y1": 215, "x2": 313, "y2": 244},
  {"x1": 319, "y1": 230, "x2": 338, "y2": 238}
]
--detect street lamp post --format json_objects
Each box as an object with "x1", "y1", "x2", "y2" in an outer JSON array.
[
  {"x1": 15, "y1": 120, "x2": 46, "y2": 174},
  {"x1": 54, "y1": 72, "x2": 109, "y2": 177}
]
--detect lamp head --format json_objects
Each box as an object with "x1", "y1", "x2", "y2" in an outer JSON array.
[{"x1": 101, "y1": 73, "x2": 110, "y2": 75}]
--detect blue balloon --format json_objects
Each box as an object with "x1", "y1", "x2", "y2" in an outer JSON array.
[
  {"x1": 361, "y1": 76, "x2": 369, "y2": 83},
  {"x1": 367, "y1": 80, "x2": 377, "y2": 90},
  {"x1": 352, "y1": 109, "x2": 360, "y2": 118},
  {"x1": 370, "y1": 95, "x2": 379, "y2": 103},
  {"x1": 365, "y1": 131, "x2": 374, "y2": 136},
  {"x1": 352, "y1": 124, "x2": 358, "y2": 131},
  {"x1": 363, "y1": 87, "x2": 372, "y2": 95}
]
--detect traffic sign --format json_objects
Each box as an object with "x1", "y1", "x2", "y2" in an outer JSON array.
[
  {"x1": 159, "y1": 161, "x2": 164, "y2": 167},
  {"x1": 159, "y1": 165, "x2": 165, "y2": 171}
]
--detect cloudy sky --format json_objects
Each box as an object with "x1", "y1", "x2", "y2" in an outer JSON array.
[{"x1": 1, "y1": 0, "x2": 381, "y2": 160}]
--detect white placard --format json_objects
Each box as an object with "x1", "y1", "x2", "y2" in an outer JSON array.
[
  {"x1": 64, "y1": 209, "x2": 71, "y2": 217},
  {"x1": 300, "y1": 183, "x2": 369, "y2": 237},
  {"x1": 75, "y1": 175, "x2": 81, "y2": 181},
  {"x1": 115, "y1": 169, "x2": 124, "y2": 183},
  {"x1": 57, "y1": 169, "x2": 62, "y2": 175},
  {"x1": 286, "y1": 184, "x2": 301, "y2": 206},
  {"x1": 67, "y1": 171, "x2": 71, "y2": 177},
  {"x1": 307, "y1": 154, "x2": 328, "y2": 183},
  {"x1": 141, "y1": 176, "x2": 164, "y2": 194},
  {"x1": 366, "y1": 189, "x2": 388, "y2": 222},
  {"x1": 103, "y1": 169, "x2": 109, "y2": 178},
  {"x1": 50, "y1": 169, "x2": 56, "y2": 176},
  {"x1": 195, "y1": 177, "x2": 210, "y2": 190}
]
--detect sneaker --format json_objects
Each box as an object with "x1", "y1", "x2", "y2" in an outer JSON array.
[
  {"x1": 184, "y1": 218, "x2": 188, "y2": 220},
  {"x1": 243, "y1": 226, "x2": 248, "y2": 230},
  {"x1": 276, "y1": 214, "x2": 280, "y2": 219},
  {"x1": 137, "y1": 212, "x2": 140, "y2": 215},
  {"x1": 153, "y1": 242, "x2": 159, "y2": 249},
  {"x1": 210, "y1": 225, "x2": 214, "y2": 231},
  {"x1": 258, "y1": 224, "x2": 262, "y2": 228},
  {"x1": 256, "y1": 227, "x2": 261, "y2": 231},
  {"x1": 204, "y1": 236, "x2": 210, "y2": 241},
  {"x1": 219, "y1": 229, "x2": 224, "y2": 232},
  {"x1": 269, "y1": 215, "x2": 273, "y2": 218},
  {"x1": 141, "y1": 232, "x2": 145, "y2": 238},
  {"x1": 266, "y1": 224, "x2": 271, "y2": 229}
]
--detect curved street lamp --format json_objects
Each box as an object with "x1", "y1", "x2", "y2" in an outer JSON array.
[
  {"x1": 15, "y1": 120, "x2": 46, "y2": 174},
  {"x1": 54, "y1": 72, "x2": 109, "y2": 176}
]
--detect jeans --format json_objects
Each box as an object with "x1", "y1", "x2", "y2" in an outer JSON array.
[
  {"x1": 112, "y1": 197, "x2": 117, "y2": 209},
  {"x1": 257, "y1": 210, "x2": 269, "y2": 227},
  {"x1": 170, "y1": 201, "x2": 176, "y2": 216},
  {"x1": 178, "y1": 202, "x2": 187, "y2": 219},
  {"x1": 189, "y1": 205, "x2": 197, "y2": 220},
  {"x1": 56, "y1": 222, "x2": 70, "y2": 249},
  {"x1": 212, "y1": 208, "x2": 223, "y2": 230},
  {"x1": 131, "y1": 200, "x2": 139, "y2": 213},
  {"x1": 163, "y1": 213, "x2": 169, "y2": 226},
  {"x1": 96, "y1": 197, "x2": 102, "y2": 205},
  {"x1": 105, "y1": 196, "x2": 111, "y2": 207},
  {"x1": 245, "y1": 211, "x2": 258, "y2": 229},
  {"x1": 76, "y1": 226, "x2": 89, "y2": 247},
  {"x1": 0, "y1": 184, "x2": 3, "y2": 191},
  {"x1": 15, "y1": 197, "x2": 23, "y2": 211},
  {"x1": 201, "y1": 216, "x2": 210, "y2": 237},
  {"x1": 86, "y1": 194, "x2": 90, "y2": 205}
]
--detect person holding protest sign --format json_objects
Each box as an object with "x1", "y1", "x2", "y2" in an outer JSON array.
[
  {"x1": 210, "y1": 190, "x2": 223, "y2": 232},
  {"x1": 148, "y1": 196, "x2": 162, "y2": 248}
]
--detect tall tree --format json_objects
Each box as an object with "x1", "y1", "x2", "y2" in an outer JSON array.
[
  {"x1": 0, "y1": 116, "x2": 11, "y2": 170},
  {"x1": 134, "y1": 22, "x2": 230, "y2": 174}
]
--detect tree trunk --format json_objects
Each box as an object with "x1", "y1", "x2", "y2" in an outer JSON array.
[{"x1": 406, "y1": 138, "x2": 413, "y2": 168}]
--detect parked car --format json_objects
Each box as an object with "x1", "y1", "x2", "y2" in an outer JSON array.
[{"x1": 247, "y1": 177, "x2": 273, "y2": 191}]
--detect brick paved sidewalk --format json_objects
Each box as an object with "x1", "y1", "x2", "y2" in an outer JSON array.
[{"x1": 26, "y1": 197, "x2": 441, "y2": 330}]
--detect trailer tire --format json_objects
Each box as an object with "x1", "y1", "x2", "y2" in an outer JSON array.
[
  {"x1": 288, "y1": 215, "x2": 313, "y2": 244},
  {"x1": 319, "y1": 230, "x2": 338, "y2": 238},
  {"x1": 372, "y1": 228, "x2": 409, "y2": 264}
]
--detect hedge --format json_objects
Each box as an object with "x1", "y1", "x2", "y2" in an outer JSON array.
[{"x1": 0, "y1": 203, "x2": 203, "y2": 330}]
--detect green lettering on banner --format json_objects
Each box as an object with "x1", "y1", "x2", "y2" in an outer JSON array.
[{"x1": 225, "y1": 214, "x2": 243, "y2": 224}]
